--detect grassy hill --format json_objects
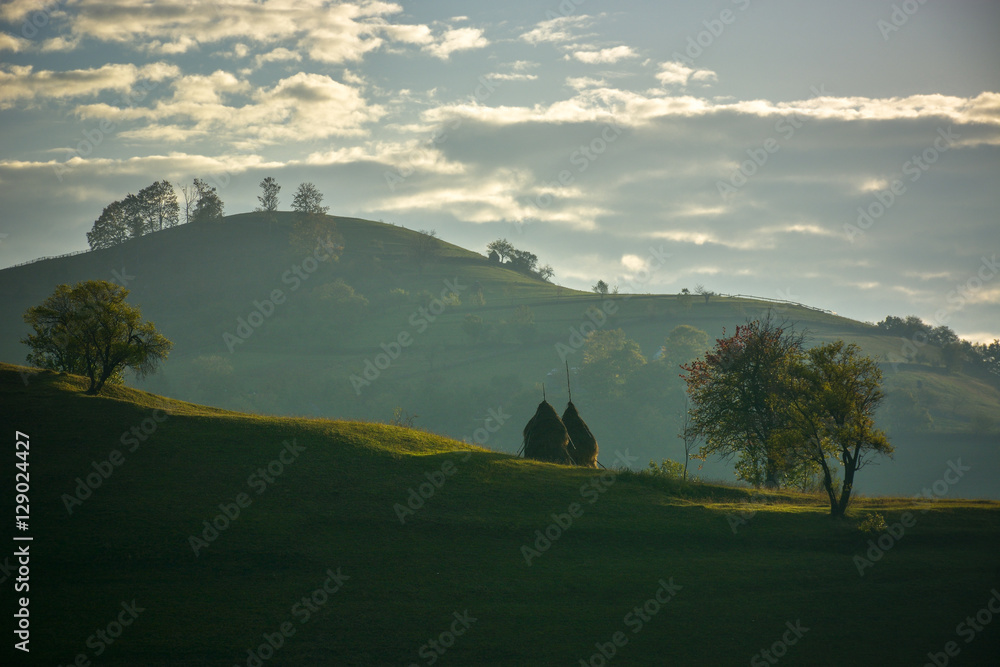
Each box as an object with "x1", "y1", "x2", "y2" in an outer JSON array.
[
  {"x1": 2, "y1": 363, "x2": 999, "y2": 665},
  {"x1": 2, "y1": 212, "x2": 998, "y2": 495}
]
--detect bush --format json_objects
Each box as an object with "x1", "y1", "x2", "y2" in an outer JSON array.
[
  {"x1": 857, "y1": 512, "x2": 887, "y2": 535},
  {"x1": 647, "y1": 459, "x2": 685, "y2": 480}
]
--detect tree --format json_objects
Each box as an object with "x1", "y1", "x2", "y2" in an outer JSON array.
[
  {"x1": 256, "y1": 177, "x2": 280, "y2": 213},
  {"x1": 592, "y1": 280, "x2": 609, "y2": 295},
  {"x1": 509, "y1": 249, "x2": 539, "y2": 274},
  {"x1": 682, "y1": 315, "x2": 806, "y2": 488},
  {"x1": 580, "y1": 328, "x2": 646, "y2": 397},
  {"x1": 695, "y1": 284, "x2": 715, "y2": 304},
  {"x1": 784, "y1": 341, "x2": 892, "y2": 517},
  {"x1": 21, "y1": 280, "x2": 172, "y2": 395},
  {"x1": 138, "y1": 180, "x2": 179, "y2": 231},
  {"x1": 661, "y1": 325, "x2": 710, "y2": 370},
  {"x1": 538, "y1": 264, "x2": 555, "y2": 282},
  {"x1": 179, "y1": 184, "x2": 194, "y2": 224},
  {"x1": 122, "y1": 193, "x2": 146, "y2": 238},
  {"x1": 486, "y1": 238, "x2": 514, "y2": 263},
  {"x1": 292, "y1": 182, "x2": 329, "y2": 216},
  {"x1": 87, "y1": 200, "x2": 131, "y2": 250},
  {"x1": 191, "y1": 179, "x2": 224, "y2": 223}
]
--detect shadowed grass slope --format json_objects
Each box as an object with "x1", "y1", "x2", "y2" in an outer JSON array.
[{"x1": 2, "y1": 362, "x2": 999, "y2": 666}]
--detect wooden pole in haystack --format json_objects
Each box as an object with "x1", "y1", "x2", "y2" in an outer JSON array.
[{"x1": 562, "y1": 361, "x2": 599, "y2": 468}]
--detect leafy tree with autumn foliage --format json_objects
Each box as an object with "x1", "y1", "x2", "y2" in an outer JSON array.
[{"x1": 681, "y1": 315, "x2": 805, "y2": 488}]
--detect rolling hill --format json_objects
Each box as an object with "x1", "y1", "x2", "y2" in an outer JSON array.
[
  {"x1": 1, "y1": 212, "x2": 998, "y2": 497},
  {"x1": 2, "y1": 363, "x2": 999, "y2": 665}
]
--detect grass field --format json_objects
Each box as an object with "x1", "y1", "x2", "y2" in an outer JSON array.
[{"x1": 4, "y1": 362, "x2": 998, "y2": 666}]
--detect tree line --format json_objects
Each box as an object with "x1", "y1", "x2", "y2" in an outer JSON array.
[
  {"x1": 86, "y1": 178, "x2": 331, "y2": 251},
  {"x1": 875, "y1": 314, "x2": 1000, "y2": 382},
  {"x1": 486, "y1": 238, "x2": 554, "y2": 282}
]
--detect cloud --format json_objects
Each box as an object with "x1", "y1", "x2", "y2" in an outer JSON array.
[
  {"x1": 74, "y1": 70, "x2": 385, "y2": 146},
  {"x1": 423, "y1": 27, "x2": 488, "y2": 59},
  {"x1": 0, "y1": 62, "x2": 179, "y2": 109},
  {"x1": 0, "y1": 32, "x2": 29, "y2": 52},
  {"x1": 520, "y1": 15, "x2": 593, "y2": 44},
  {"x1": 571, "y1": 46, "x2": 637, "y2": 64},
  {"x1": 656, "y1": 61, "x2": 718, "y2": 88},
  {"x1": 253, "y1": 47, "x2": 303, "y2": 69}
]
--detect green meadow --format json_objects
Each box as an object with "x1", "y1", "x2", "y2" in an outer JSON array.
[{"x1": 4, "y1": 363, "x2": 998, "y2": 666}]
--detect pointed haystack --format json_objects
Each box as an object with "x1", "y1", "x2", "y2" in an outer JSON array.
[
  {"x1": 522, "y1": 389, "x2": 575, "y2": 465},
  {"x1": 562, "y1": 401, "x2": 598, "y2": 468},
  {"x1": 562, "y1": 362, "x2": 598, "y2": 468}
]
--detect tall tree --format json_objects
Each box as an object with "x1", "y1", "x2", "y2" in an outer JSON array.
[
  {"x1": 86, "y1": 200, "x2": 131, "y2": 250},
  {"x1": 256, "y1": 176, "x2": 280, "y2": 212},
  {"x1": 22, "y1": 280, "x2": 172, "y2": 395},
  {"x1": 292, "y1": 182, "x2": 329, "y2": 216},
  {"x1": 682, "y1": 315, "x2": 806, "y2": 488},
  {"x1": 486, "y1": 238, "x2": 515, "y2": 263},
  {"x1": 784, "y1": 341, "x2": 892, "y2": 516},
  {"x1": 191, "y1": 178, "x2": 224, "y2": 223},
  {"x1": 138, "y1": 180, "x2": 179, "y2": 231},
  {"x1": 121, "y1": 193, "x2": 146, "y2": 238}
]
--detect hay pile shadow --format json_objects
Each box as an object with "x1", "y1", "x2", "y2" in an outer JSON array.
[{"x1": 522, "y1": 400, "x2": 575, "y2": 465}]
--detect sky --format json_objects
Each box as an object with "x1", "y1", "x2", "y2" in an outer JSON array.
[{"x1": 1, "y1": 0, "x2": 998, "y2": 342}]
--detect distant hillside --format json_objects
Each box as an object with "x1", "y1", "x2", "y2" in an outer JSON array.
[{"x1": 2, "y1": 212, "x2": 998, "y2": 495}]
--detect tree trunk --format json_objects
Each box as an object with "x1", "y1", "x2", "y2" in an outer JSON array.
[{"x1": 834, "y1": 448, "x2": 860, "y2": 517}]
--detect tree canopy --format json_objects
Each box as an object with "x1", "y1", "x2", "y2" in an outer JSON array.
[
  {"x1": 256, "y1": 176, "x2": 280, "y2": 213},
  {"x1": 86, "y1": 180, "x2": 179, "y2": 250},
  {"x1": 292, "y1": 182, "x2": 329, "y2": 216},
  {"x1": 682, "y1": 316, "x2": 892, "y2": 515},
  {"x1": 22, "y1": 280, "x2": 173, "y2": 395},
  {"x1": 191, "y1": 178, "x2": 224, "y2": 223}
]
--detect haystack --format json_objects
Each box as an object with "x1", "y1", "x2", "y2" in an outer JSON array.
[
  {"x1": 562, "y1": 401, "x2": 598, "y2": 468},
  {"x1": 522, "y1": 400, "x2": 575, "y2": 465}
]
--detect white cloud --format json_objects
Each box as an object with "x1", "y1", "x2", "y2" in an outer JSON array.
[
  {"x1": 656, "y1": 61, "x2": 718, "y2": 88},
  {"x1": 0, "y1": 62, "x2": 180, "y2": 109},
  {"x1": 520, "y1": 15, "x2": 593, "y2": 44},
  {"x1": 75, "y1": 70, "x2": 385, "y2": 146},
  {"x1": 571, "y1": 46, "x2": 637, "y2": 64},
  {"x1": 423, "y1": 27, "x2": 488, "y2": 59},
  {"x1": 0, "y1": 32, "x2": 29, "y2": 52},
  {"x1": 254, "y1": 47, "x2": 303, "y2": 69}
]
